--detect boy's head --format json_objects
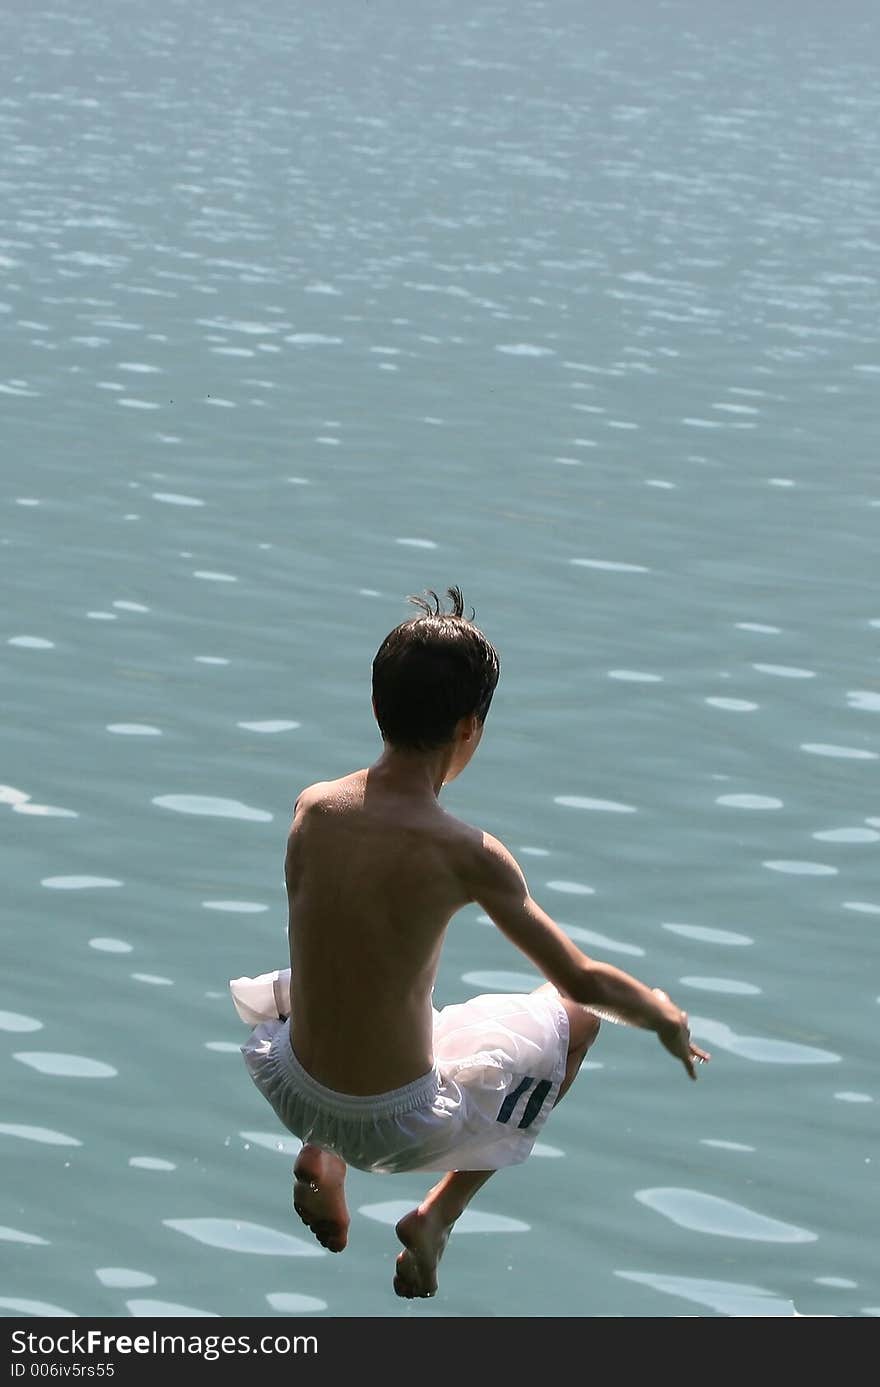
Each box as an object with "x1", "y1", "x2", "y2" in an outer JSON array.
[{"x1": 371, "y1": 586, "x2": 500, "y2": 752}]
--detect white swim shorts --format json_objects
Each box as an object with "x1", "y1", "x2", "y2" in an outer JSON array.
[{"x1": 229, "y1": 969, "x2": 570, "y2": 1175}]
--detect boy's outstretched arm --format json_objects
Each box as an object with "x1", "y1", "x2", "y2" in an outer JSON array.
[{"x1": 467, "y1": 832, "x2": 711, "y2": 1080}]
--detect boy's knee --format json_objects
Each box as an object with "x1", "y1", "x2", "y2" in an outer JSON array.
[
  {"x1": 578, "y1": 1009, "x2": 600, "y2": 1051},
  {"x1": 563, "y1": 1001, "x2": 600, "y2": 1053}
]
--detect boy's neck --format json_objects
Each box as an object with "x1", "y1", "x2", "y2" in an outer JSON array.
[{"x1": 369, "y1": 742, "x2": 457, "y2": 800}]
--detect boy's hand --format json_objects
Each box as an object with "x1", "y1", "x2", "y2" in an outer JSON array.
[{"x1": 652, "y1": 989, "x2": 711, "y2": 1080}]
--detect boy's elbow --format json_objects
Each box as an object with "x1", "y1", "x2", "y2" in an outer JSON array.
[{"x1": 560, "y1": 961, "x2": 600, "y2": 1008}]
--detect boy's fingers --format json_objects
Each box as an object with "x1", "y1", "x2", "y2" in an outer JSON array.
[{"x1": 686, "y1": 1044, "x2": 711, "y2": 1078}]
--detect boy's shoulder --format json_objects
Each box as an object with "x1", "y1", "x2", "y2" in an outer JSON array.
[
  {"x1": 292, "y1": 778, "x2": 334, "y2": 807},
  {"x1": 436, "y1": 813, "x2": 523, "y2": 891},
  {"x1": 288, "y1": 774, "x2": 515, "y2": 875},
  {"x1": 292, "y1": 770, "x2": 366, "y2": 812}
]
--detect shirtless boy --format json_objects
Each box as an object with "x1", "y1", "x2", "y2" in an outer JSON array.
[{"x1": 230, "y1": 586, "x2": 709, "y2": 1299}]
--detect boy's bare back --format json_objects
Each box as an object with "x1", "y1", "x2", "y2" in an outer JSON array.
[{"x1": 284, "y1": 764, "x2": 482, "y2": 1096}]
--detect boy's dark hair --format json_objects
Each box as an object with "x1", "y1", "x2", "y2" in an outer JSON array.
[{"x1": 372, "y1": 586, "x2": 500, "y2": 751}]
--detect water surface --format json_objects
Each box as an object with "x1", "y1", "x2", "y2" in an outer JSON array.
[{"x1": 3, "y1": 0, "x2": 878, "y2": 1319}]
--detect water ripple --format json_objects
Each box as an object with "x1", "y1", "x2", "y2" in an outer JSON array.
[
  {"x1": 359, "y1": 1200, "x2": 529, "y2": 1233},
  {"x1": 266, "y1": 1293, "x2": 328, "y2": 1313},
  {"x1": 716, "y1": 794, "x2": 783, "y2": 809},
  {"x1": 607, "y1": 670, "x2": 663, "y2": 682},
  {"x1": 554, "y1": 795, "x2": 637, "y2": 813},
  {"x1": 0, "y1": 1010, "x2": 43, "y2": 1032},
  {"x1": 801, "y1": 743, "x2": 877, "y2": 760},
  {"x1": 163, "y1": 1218, "x2": 324, "y2": 1256},
  {"x1": 14, "y1": 1052, "x2": 118, "y2": 1078},
  {"x1": 496, "y1": 343, "x2": 554, "y2": 357},
  {"x1": 152, "y1": 795, "x2": 272, "y2": 822},
  {"x1": 284, "y1": 333, "x2": 342, "y2": 345},
  {"x1": 152, "y1": 490, "x2": 205, "y2": 507},
  {"x1": 0, "y1": 1123, "x2": 80, "y2": 1146},
  {"x1": 763, "y1": 860, "x2": 838, "y2": 876},
  {"x1": 127, "y1": 1299, "x2": 218, "y2": 1317},
  {"x1": 237, "y1": 720, "x2": 300, "y2": 733},
  {"x1": 571, "y1": 558, "x2": 650, "y2": 573},
  {"x1": 700, "y1": 1139, "x2": 755, "y2": 1152},
  {"x1": 202, "y1": 900, "x2": 268, "y2": 913},
  {"x1": 813, "y1": 827, "x2": 878, "y2": 843},
  {"x1": 0, "y1": 1225, "x2": 50, "y2": 1245},
  {"x1": 566, "y1": 924, "x2": 645, "y2": 957},
  {"x1": 635, "y1": 1188, "x2": 817, "y2": 1242},
  {"x1": 692, "y1": 1018, "x2": 839, "y2": 1064},
  {"x1": 616, "y1": 1270, "x2": 799, "y2": 1316},
  {"x1": 662, "y1": 923, "x2": 752, "y2": 945},
  {"x1": 546, "y1": 879, "x2": 595, "y2": 895},
  {"x1": 0, "y1": 1298, "x2": 74, "y2": 1317},
  {"x1": 752, "y1": 663, "x2": 815, "y2": 678},
  {"x1": 847, "y1": 691, "x2": 880, "y2": 711},
  {"x1": 0, "y1": 785, "x2": 29, "y2": 806},
  {"x1": 41, "y1": 876, "x2": 123, "y2": 890},
  {"x1": 680, "y1": 977, "x2": 761, "y2": 996},
  {"x1": 95, "y1": 1268, "x2": 157, "y2": 1289},
  {"x1": 705, "y1": 697, "x2": 758, "y2": 711}
]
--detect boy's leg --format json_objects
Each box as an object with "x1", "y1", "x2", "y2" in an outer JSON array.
[
  {"x1": 274, "y1": 974, "x2": 351, "y2": 1254},
  {"x1": 293, "y1": 1144, "x2": 350, "y2": 1253},
  {"x1": 394, "y1": 991, "x2": 600, "y2": 1298}
]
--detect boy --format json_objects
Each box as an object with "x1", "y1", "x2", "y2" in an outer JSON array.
[{"x1": 230, "y1": 586, "x2": 709, "y2": 1299}]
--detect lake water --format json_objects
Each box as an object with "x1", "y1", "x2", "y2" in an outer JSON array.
[{"x1": 2, "y1": 0, "x2": 878, "y2": 1321}]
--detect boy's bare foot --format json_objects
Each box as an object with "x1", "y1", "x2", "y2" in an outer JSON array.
[
  {"x1": 393, "y1": 1203, "x2": 453, "y2": 1298},
  {"x1": 292, "y1": 1145, "x2": 350, "y2": 1253}
]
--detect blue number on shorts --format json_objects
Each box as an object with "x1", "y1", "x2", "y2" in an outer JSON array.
[
  {"x1": 496, "y1": 1077, "x2": 534, "y2": 1124},
  {"x1": 496, "y1": 1077, "x2": 553, "y2": 1128},
  {"x1": 517, "y1": 1079, "x2": 552, "y2": 1129}
]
